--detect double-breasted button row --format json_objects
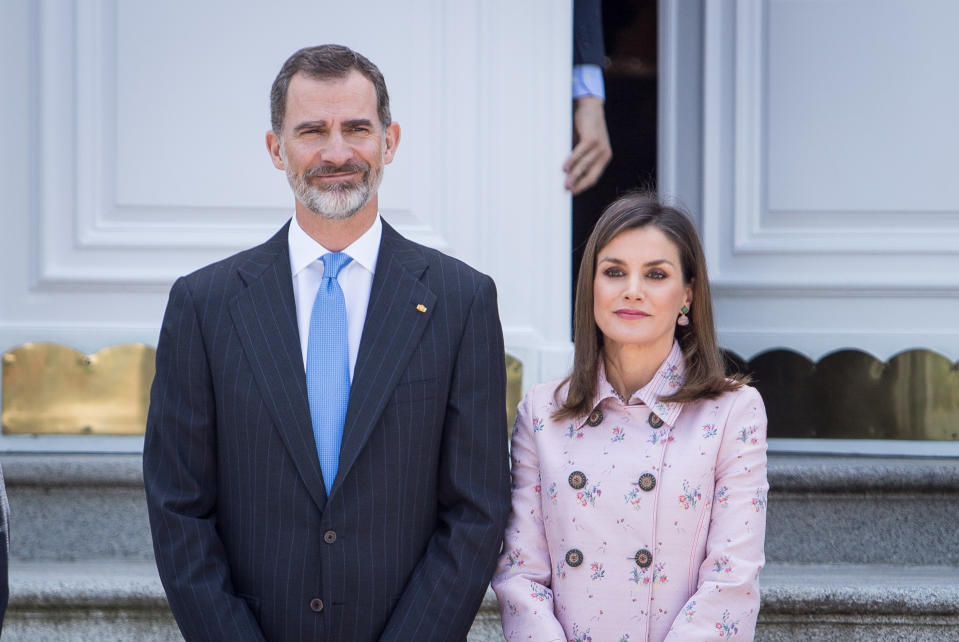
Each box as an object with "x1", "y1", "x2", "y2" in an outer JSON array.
[
  {"x1": 634, "y1": 549, "x2": 653, "y2": 568},
  {"x1": 310, "y1": 598, "x2": 324, "y2": 612},
  {"x1": 323, "y1": 530, "x2": 337, "y2": 544},
  {"x1": 586, "y1": 408, "x2": 604, "y2": 427},
  {"x1": 565, "y1": 549, "x2": 584, "y2": 567},
  {"x1": 568, "y1": 471, "x2": 587, "y2": 489},
  {"x1": 637, "y1": 472, "x2": 656, "y2": 492}
]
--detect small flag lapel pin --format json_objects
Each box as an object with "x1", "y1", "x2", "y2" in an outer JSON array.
[{"x1": 416, "y1": 304, "x2": 427, "y2": 313}]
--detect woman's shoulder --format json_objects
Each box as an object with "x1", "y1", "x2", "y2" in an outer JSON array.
[
  {"x1": 684, "y1": 380, "x2": 764, "y2": 412},
  {"x1": 523, "y1": 376, "x2": 571, "y2": 408}
]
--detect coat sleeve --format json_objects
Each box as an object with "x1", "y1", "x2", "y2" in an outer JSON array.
[
  {"x1": 491, "y1": 390, "x2": 567, "y2": 642},
  {"x1": 142, "y1": 277, "x2": 265, "y2": 642},
  {"x1": 379, "y1": 274, "x2": 512, "y2": 641},
  {"x1": 664, "y1": 386, "x2": 768, "y2": 640}
]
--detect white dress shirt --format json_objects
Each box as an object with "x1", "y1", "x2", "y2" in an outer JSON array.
[{"x1": 288, "y1": 214, "x2": 382, "y2": 380}]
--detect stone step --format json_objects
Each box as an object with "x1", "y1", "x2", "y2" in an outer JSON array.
[
  {"x1": 3, "y1": 453, "x2": 958, "y2": 565},
  {"x1": 757, "y1": 563, "x2": 959, "y2": 641},
  {"x1": 765, "y1": 455, "x2": 959, "y2": 565},
  {"x1": 4, "y1": 560, "x2": 957, "y2": 641}
]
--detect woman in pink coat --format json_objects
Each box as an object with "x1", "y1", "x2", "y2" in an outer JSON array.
[{"x1": 492, "y1": 194, "x2": 768, "y2": 641}]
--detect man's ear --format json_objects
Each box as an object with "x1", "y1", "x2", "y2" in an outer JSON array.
[
  {"x1": 266, "y1": 130, "x2": 285, "y2": 170},
  {"x1": 383, "y1": 122, "x2": 401, "y2": 164}
]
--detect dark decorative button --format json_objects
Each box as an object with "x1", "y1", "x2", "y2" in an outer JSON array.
[
  {"x1": 310, "y1": 598, "x2": 324, "y2": 612},
  {"x1": 586, "y1": 408, "x2": 604, "y2": 427},
  {"x1": 565, "y1": 549, "x2": 584, "y2": 567},
  {"x1": 568, "y1": 471, "x2": 587, "y2": 489},
  {"x1": 637, "y1": 473, "x2": 656, "y2": 492},
  {"x1": 648, "y1": 412, "x2": 664, "y2": 429},
  {"x1": 323, "y1": 530, "x2": 337, "y2": 544},
  {"x1": 634, "y1": 548, "x2": 653, "y2": 568}
]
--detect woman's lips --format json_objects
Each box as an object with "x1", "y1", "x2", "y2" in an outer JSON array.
[{"x1": 615, "y1": 309, "x2": 649, "y2": 319}]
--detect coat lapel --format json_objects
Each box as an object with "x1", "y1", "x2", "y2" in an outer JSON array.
[
  {"x1": 331, "y1": 222, "x2": 436, "y2": 495},
  {"x1": 229, "y1": 222, "x2": 328, "y2": 512}
]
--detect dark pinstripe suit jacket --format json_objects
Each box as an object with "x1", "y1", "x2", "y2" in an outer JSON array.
[{"x1": 143, "y1": 220, "x2": 511, "y2": 641}]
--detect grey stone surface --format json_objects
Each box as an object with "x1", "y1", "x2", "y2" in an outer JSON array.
[
  {"x1": 7, "y1": 485, "x2": 154, "y2": 561},
  {"x1": 1, "y1": 453, "x2": 143, "y2": 486},
  {"x1": 766, "y1": 454, "x2": 959, "y2": 566},
  {"x1": 5, "y1": 559, "x2": 181, "y2": 641}
]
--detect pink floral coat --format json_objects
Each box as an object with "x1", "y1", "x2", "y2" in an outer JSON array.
[{"x1": 492, "y1": 342, "x2": 768, "y2": 642}]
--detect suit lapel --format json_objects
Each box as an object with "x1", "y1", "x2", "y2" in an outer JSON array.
[
  {"x1": 331, "y1": 222, "x2": 436, "y2": 495},
  {"x1": 229, "y1": 222, "x2": 328, "y2": 512}
]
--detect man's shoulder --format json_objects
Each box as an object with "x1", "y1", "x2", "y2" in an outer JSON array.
[
  {"x1": 384, "y1": 222, "x2": 492, "y2": 288},
  {"x1": 178, "y1": 223, "x2": 289, "y2": 289}
]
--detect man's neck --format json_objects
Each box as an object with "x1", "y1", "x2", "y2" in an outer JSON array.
[{"x1": 295, "y1": 200, "x2": 378, "y2": 252}]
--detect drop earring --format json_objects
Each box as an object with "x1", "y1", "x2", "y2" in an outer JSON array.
[{"x1": 677, "y1": 305, "x2": 690, "y2": 327}]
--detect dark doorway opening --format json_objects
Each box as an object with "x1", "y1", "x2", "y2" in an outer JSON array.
[{"x1": 571, "y1": 1, "x2": 658, "y2": 322}]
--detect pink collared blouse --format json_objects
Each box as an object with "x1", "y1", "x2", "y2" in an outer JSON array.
[{"x1": 492, "y1": 341, "x2": 768, "y2": 642}]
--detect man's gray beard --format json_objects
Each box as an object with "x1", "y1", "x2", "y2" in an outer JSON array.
[{"x1": 282, "y1": 151, "x2": 383, "y2": 221}]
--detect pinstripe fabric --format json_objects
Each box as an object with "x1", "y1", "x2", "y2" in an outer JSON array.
[{"x1": 144, "y1": 220, "x2": 511, "y2": 641}]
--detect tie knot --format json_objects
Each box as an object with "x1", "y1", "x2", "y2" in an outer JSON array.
[{"x1": 320, "y1": 252, "x2": 352, "y2": 279}]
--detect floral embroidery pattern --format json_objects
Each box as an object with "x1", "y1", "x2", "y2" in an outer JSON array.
[
  {"x1": 507, "y1": 600, "x2": 519, "y2": 616},
  {"x1": 629, "y1": 562, "x2": 668, "y2": 585},
  {"x1": 576, "y1": 484, "x2": 603, "y2": 507},
  {"x1": 546, "y1": 481, "x2": 558, "y2": 504},
  {"x1": 529, "y1": 584, "x2": 552, "y2": 602},
  {"x1": 647, "y1": 431, "x2": 674, "y2": 446},
  {"x1": 701, "y1": 423, "x2": 718, "y2": 438},
  {"x1": 567, "y1": 424, "x2": 585, "y2": 440},
  {"x1": 752, "y1": 488, "x2": 767, "y2": 512},
  {"x1": 683, "y1": 601, "x2": 696, "y2": 622},
  {"x1": 659, "y1": 362, "x2": 682, "y2": 388},
  {"x1": 611, "y1": 426, "x2": 626, "y2": 442},
  {"x1": 625, "y1": 487, "x2": 643, "y2": 510},
  {"x1": 715, "y1": 610, "x2": 740, "y2": 637},
  {"x1": 532, "y1": 416, "x2": 545, "y2": 432},
  {"x1": 504, "y1": 550, "x2": 525, "y2": 570},
  {"x1": 712, "y1": 555, "x2": 733, "y2": 574},
  {"x1": 570, "y1": 624, "x2": 593, "y2": 642},
  {"x1": 737, "y1": 424, "x2": 760, "y2": 445},
  {"x1": 590, "y1": 562, "x2": 606, "y2": 580},
  {"x1": 529, "y1": 582, "x2": 552, "y2": 613},
  {"x1": 679, "y1": 480, "x2": 702, "y2": 510},
  {"x1": 716, "y1": 486, "x2": 730, "y2": 507}
]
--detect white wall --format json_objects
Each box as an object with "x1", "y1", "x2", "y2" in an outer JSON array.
[
  {"x1": 661, "y1": 0, "x2": 959, "y2": 364},
  {"x1": 0, "y1": 0, "x2": 574, "y2": 451}
]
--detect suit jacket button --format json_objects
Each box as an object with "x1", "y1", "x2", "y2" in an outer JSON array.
[
  {"x1": 568, "y1": 471, "x2": 588, "y2": 490},
  {"x1": 634, "y1": 548, "x2": 653, "y2": 568},
  {"x1": 323, "y1": 530, "x2": 337, "y2": 544},
  {"x1": 648, "y1": 412, "x2": 664, "y2": 429},
  {"x1": 565, "y1": 549, "x2": 584, "y2": 567},
  {"x1": 586, "y1": 408, "x2": 604, "y2": 427},
  {"x1": 310, "y1": 598, "x2": 324, "y2": 612},
  {"x1": 638, "y1": 473, "x2": 656, "y2": 492}
]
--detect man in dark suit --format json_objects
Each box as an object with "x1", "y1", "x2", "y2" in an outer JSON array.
[{"x1": 143, "y1": 44, "x2": 511, "y2": 641}]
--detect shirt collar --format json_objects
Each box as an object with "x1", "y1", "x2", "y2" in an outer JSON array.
[
  {"x1": 288, "y1": 213, "x2": 382, "y2": 277},
  {"x1": 580, "y1": 340, "x2": 686, "y2": 428}
]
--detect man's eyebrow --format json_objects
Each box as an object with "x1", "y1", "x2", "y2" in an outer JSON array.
[
  {"x1": 342, "y1": 118, "x2": 374, "y2": 129},
  {"x1": 292, "y1": 120, "x2": 327, "y2": 133}
]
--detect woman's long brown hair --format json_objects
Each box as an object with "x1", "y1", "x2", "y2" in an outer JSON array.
[{"x1": 553, "y1": 193, "x2": 747, "y2": 422}]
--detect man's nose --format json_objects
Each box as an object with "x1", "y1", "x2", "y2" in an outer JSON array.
[{"x1": 320, "y1": 131, "x2": 353, "y2": 166}]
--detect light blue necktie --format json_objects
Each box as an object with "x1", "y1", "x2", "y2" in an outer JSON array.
[{"x1": 306, "y1": 252, "x2": 352, "y2": 494}]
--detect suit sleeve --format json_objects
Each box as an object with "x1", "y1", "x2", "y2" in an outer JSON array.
[
  {"x1": 142, "y1": 277, "x2": 265, "y2": 642},
  {"x1": 573, "y1": 0, "x2": 605, "y2": 66},
  {"x1": 664, "y1": 386, "x2": 768, "y2": 641},
  {"x1": 379, "y1": 274, "x2": 512, "y2": 641},
  {"x1": 491, "y1": 391, "x2": 567, "y2": 642}
]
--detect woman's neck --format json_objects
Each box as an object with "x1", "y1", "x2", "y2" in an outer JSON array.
[{"x1": 603, "y1": 338, "x2": 673, "y2": 401}]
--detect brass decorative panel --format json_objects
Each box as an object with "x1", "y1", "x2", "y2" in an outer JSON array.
[
  {"x1": 733, "y1": 349, "x2": 959, "y2": 441},
  {"x1": 2, "y1": 343, "x2": 155, "y2": 435},
  {"x1": 505, "y1": 354, "x2": 523, "y2": 438},
  {"x1": 3, "y1": 342, "x2": 525, "y2": 439}
]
